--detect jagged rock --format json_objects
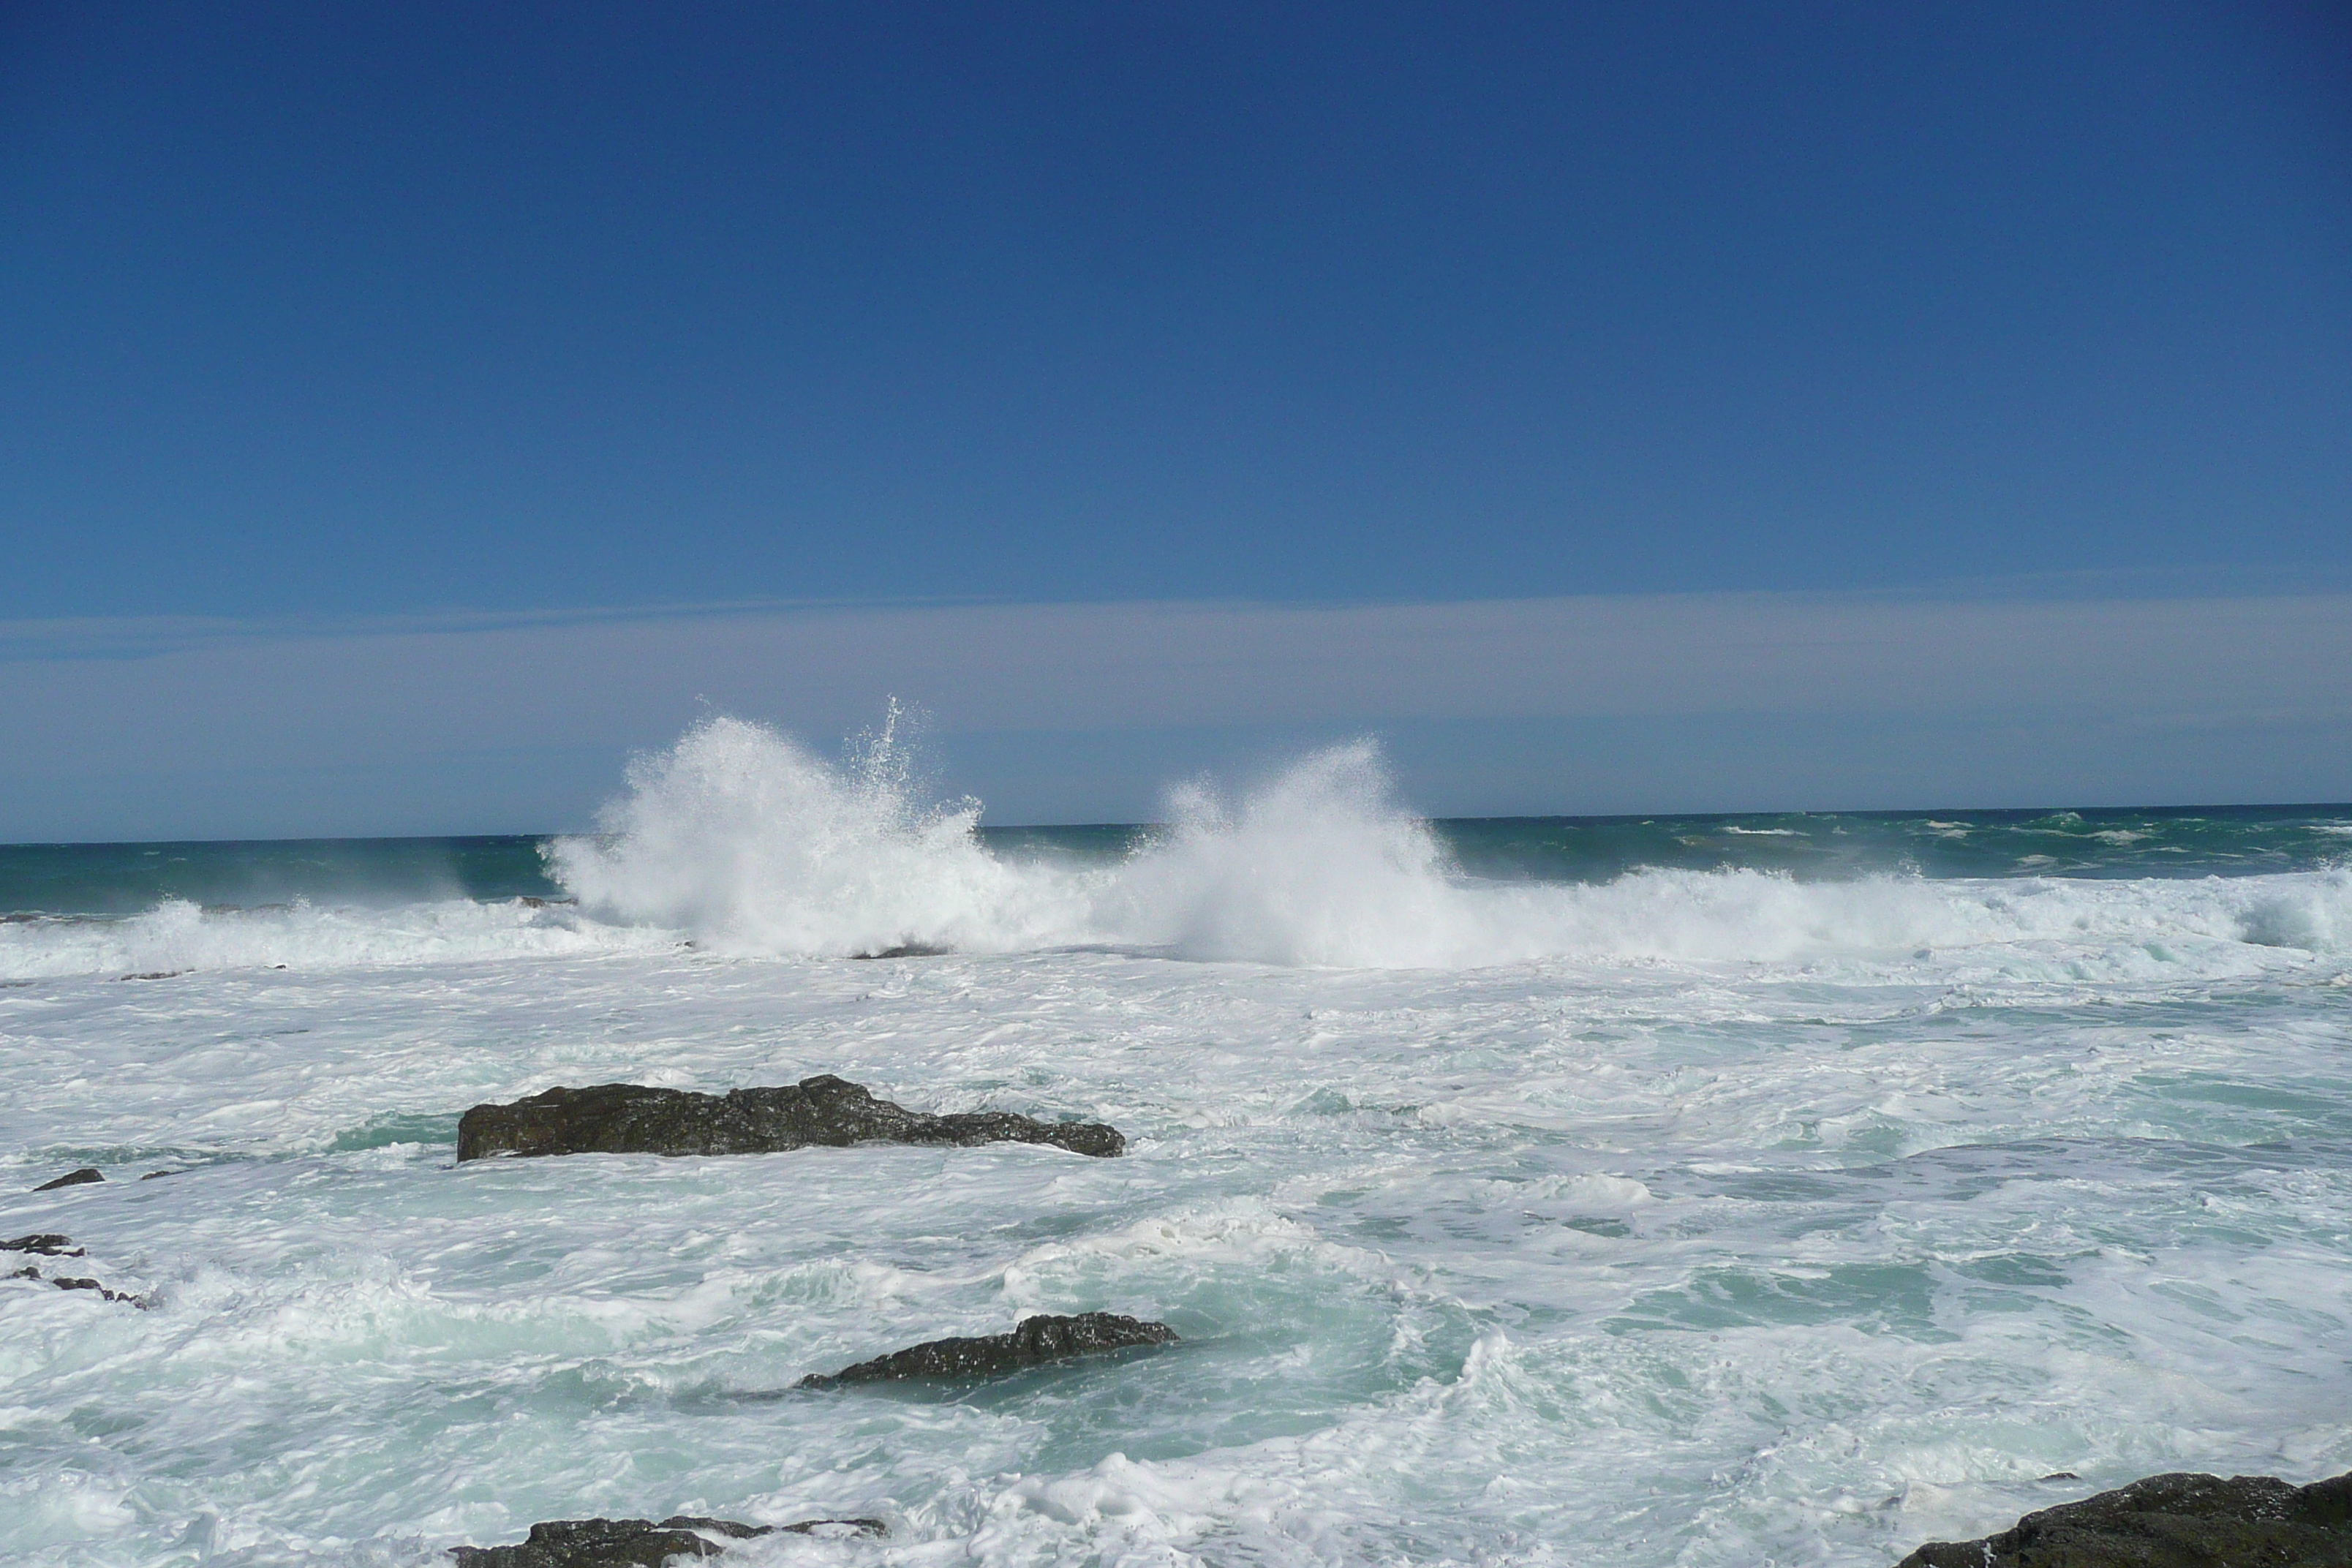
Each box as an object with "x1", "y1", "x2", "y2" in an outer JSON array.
[
  {"x1": 774, "y1": 1519, "x2": 885, "y2": 1537},
  {"x1": 1898, "y1": 1468, "x2": 2352, "y2": 1567},
  {"x1": 7, "y1": 1264, "x2": 151, "y2": 1308},
  {"x1": 449, "y1": 1515, "x2": 884, "y2": 1567},
  {"x1": 456, "y1": 1074, "x2": 1123, "y2": 1162},
  {"x1": 33, "y1": 1167, "x2": 102, "y2": 1191},
  {"x1": 800, "y1": 1311, "x2": 1179, "y2": 1389},
  {"x1": 1, "y1": 1233, "x2": 81, "y2": 1256}
]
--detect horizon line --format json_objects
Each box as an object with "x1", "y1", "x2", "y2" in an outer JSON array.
[{"x1": 7, "y1": 797, "x2": 2349, "y2": 852}]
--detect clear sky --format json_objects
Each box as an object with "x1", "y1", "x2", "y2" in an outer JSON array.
[{"x1": 3, "y1": 2, "x2": 2348, "y2": 835}]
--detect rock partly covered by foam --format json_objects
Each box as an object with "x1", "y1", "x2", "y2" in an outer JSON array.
[
  {"x1": 2, "y1": 1233, "x2": 82, "y2": 1256},
  {"x1": 799, "y1": 1311, "x2": 1178, "y2": 1388},
  {"x1": 3, "y1": 1232, "x2": 150, "y2": 1306},
  {"x1": 32, "y1": 1168, "x2": 102, "y2": 1191},
  {"x1": 7, "y1": 1264, "x2": 153, "y2": 1308},
  {"x1": 1898, "y1": 1469, "x2": 2352, "y2": 1567},
  {"x1": 456, "y1": 1074, "x2": 1123, "y2": 1162},
  {"x1": 449, "y1": 1515, "x2": 884, "y2": 1568}
]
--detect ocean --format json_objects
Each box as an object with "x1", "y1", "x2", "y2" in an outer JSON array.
[{"x1": 4, "y1": 717, "x2": 2348, "y2": 1567}]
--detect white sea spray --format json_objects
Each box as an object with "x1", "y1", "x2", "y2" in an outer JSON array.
[{"x1": 8, "y1": 723, "x2": 2345, "y2": 980}]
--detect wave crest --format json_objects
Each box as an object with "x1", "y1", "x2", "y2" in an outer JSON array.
[
  {"x1": 1109, "y1": 741, "x2": 1466, "y2": 966},
  {"x1": 547, "y1": 712, "x2": 1086, "y2": 957}
]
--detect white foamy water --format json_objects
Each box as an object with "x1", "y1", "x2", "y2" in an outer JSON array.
[{"x1": 3, "y1": 723, "x2": 2348, "y2": 1567}]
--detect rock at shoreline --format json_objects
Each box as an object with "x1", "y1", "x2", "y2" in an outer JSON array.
[
  {"x1": 456, "y1": 1074, "x2": 1124, "y2": 1162},
  {"x1": 449, "y1": 1515, "x2": 884, "y2": 1567},
  {"x1": 1899, "y1": 1468, "x2": 2352, "y2": 1567},
  {"x1": 800, "y1": 1311, "x2": 1178, "y2": 1389},
  {"x1": 33, "y1": 1168, "x2": 102, "y2": 1191}
]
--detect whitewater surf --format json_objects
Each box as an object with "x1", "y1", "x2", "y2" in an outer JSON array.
[{"x1": 2, "y1": 717, "x2": 2348, "y2": 1567}]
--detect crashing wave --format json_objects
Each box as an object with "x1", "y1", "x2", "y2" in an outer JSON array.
[{"x1": 4, "y1": 717, "x2": 2346, "y2": 979}]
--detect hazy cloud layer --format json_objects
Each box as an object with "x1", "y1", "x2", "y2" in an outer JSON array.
[{"x1": 4, "y1": 590, "x2": 2348, "y2": 839}]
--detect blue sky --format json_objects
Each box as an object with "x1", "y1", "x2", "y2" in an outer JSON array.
[{"x1": 3, "y1": 3, "x2": 2348, "y2": 834}]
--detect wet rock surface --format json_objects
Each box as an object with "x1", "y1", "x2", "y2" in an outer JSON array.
[
  {"x1": 457, "y1": 1074, "x2": 1123, "y2": 1162},
  {"x1": 1, "y1": 1232, "x2": 82, "y2": 1256},
  {"x1": 1899, "y1": 1468, "x2": 2352, "y2": 1567},
  {"x1": 800, "y1": 1311, "x2": 1179, "y2": 1388},
  {"x1": 449, "y1": 1515, "x2": 885, "y2": 1567},
  {"x1": 7, "y1": 1264, "x2": 152, "y2": 1308},
  {"x1": 32, "y1": 1167, "x2": 102, "y2": 1191}
]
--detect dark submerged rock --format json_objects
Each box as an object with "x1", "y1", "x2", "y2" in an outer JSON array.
[
  {"x1": 696, "y1": 1516, "x2": 883, "y2": 1539},
  {"x1": 7, "y1": 1264, "x2": 151, "y2": 1308},
  {"x1": 448, "y1": 1515, "x2": 883, "y2": 1567},
  {"x1": 33, "y1": 1167, "x2": 102, "y2": 1191},
  {"x1": 456, "y1": 1074, "x2": 1123, "y2": 1162},
  {"x1": 1, "y1": 1233, "x2": 81, "y2": 1256},
  {"x1": 1898, "y1": 1468, "x2": 2352, "y2": 1567},
  {"x1": 800, "y1": 1311, "x2": 1179, "y2": 1389},
  {"x1": 851, "y1": 943, "x2": 952, "y2": 960}
]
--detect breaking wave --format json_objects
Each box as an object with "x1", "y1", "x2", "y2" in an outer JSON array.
[
  {"x1": 4, "y1": 716, "x2": 2347, "y2": 978},
  {"x1": 548, "y1": 709, "x2": 1087, "y2": 958},
  {"x1": 543, "y1": 716, "x2": 2352, "y2": 973}
]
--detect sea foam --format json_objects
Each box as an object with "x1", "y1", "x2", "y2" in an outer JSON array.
[{"x1": 5, "y1": 721, "x2": 2349, "y2": 1568}]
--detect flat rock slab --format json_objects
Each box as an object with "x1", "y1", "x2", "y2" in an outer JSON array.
[
  {"x1": 801, "y1": 1311, "x2": 1178, "y2": 1388},
  {"x1": 456, "y1": 1074, "x2": 1123, "y2": 1161},
  {"x1": 451, "y1": 1515, "x2": 884, "y2": 1567},
  {"x1": 1899, "y1": 1469, "x2": 2352, "y2": 1567}
]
